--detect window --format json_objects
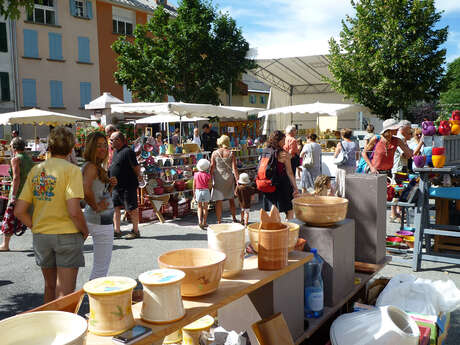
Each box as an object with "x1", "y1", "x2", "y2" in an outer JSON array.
[
  {"x1": 80, "y1": 82, "x2": 91, "y2": 108},
  {"x1": 0, "y1": 72, "x2": 10, "y2": 101},
  {"x1": 0, "y1": 23, "x2": 7, "y2": 52},
  {"x1": 77, "y1": 36, "x2": 90, "y2": 62},
  {"x1": 112, "y1": 7, "x2": 134, "y2": 35},
  {"x1": 23, "y1": 29, "x2": 39, "y2": 58},
  {"x1": 22, "y1": 79, "x2": 37, "y2": 107},
  {"x1": 50, "y1": 80, "x2": 63, "y2": 107},
  {"x1": 70, "y1": 0, "x2": 93, "y2": 19},
  {"x1": 249, "y1": 94, "x2": 257, "y2": 104},
  {"x1": 48, "y1": 32, "x2": 63, "y2": 60},
  {"x1": 27, "y1": 0, "x2": 56, "y2": 25},
  {"x1": 260, "y1": 95, "x2": 266, "y2": 105}
]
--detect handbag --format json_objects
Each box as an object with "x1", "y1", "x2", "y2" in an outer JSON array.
[
  {"x1": 333, "y1": 141, "x2": 348, "y2": 166},
  {"x1": 302, "y1": 144, "x2": 314, "y2": 169}
]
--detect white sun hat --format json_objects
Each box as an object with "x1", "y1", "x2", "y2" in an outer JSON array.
[
  {"x1": 380, "y1": 119, "x2": 400, "y2": 134},
  {"x1": 197, "y1": 159, "x2": 210, "y2": 172},
  {"x1": 238, "y1": 173, "x2": 250, "y2": 185}
]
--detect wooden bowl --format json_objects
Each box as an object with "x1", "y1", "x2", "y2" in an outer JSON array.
[
  {"x1": 293, "y1": 195, "x2": 348, "y2": 226},
  {"x1": 247, "y1": 222, "x2": 299, "y2": 252},
  {"x1": 158, "y1": 248, "x2": 226, "y2": 297},
  {"x1": 0, "y1": 311, "x2": 87, "y2": 345}
]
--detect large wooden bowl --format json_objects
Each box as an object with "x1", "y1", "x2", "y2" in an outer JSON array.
[
  {"x1": 247, "y1": 222, "x2": 300, "y2": 252},
  {"x1": 293, "y1": 195, "x2": 348, "y2": 226},
  {"x1": 158, "y1": 248, "x2": 226, "y2": 297}
]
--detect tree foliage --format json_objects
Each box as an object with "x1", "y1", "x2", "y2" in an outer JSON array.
[
  {"x1": 439, "y1": 57, "x2": 460, "y2": 113},
  {"x1": 112, "y1": 0, "x2": 255, "y2": 104},
  {"x1": 327, "y1": 0, "x2": 448, "y2": 119},
  {"x1": 0, "y1": 0, "x2": 33, "y2": 19}
]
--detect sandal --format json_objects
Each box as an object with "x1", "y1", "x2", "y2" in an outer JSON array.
[
  {"x1": 114, "y1": 231, "x2": 123, "y2": 238},
  {"x1": 389, "y1": 216, "x2": 401, "y2": 223},
  {"x1": 125, "y1": 231, "x2": 140, "y2": 239}
]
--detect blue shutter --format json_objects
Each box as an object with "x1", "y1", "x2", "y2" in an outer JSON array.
[
  {"x1": 80, "y1": 82, "x2": 91, "y2": 108},
  {"x1": 77, "y1": 37, "x2": 90, "y2": 63},
  {"x1": 23, "y1": 29, "x2": 38, "y2": 58},
  {"x1": 22, "y1": 79, "x2": 37, "y2": 107},
  {"x1": 69, "y1": 0, "x2": 76, "y2": 16},
  {"x1": 50, "y1": 80, "x2": 63, "y2": 107},
  {"x1": 48, "y1": 33, "x2": 63, "y2": 60},
  {"x1": 86, "y1": 1, "x2": 93, "y2": 19}
]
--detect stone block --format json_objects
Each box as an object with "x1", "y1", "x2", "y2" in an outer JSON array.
[{"x1": 345, "y1": 173, "x2": 387, "y2": 263}]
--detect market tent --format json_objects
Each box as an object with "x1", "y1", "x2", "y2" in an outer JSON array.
[
  {"x1": 219, "y1": 106, "x2": 262, "y2": 117},
  {"x1": 135, "y1": 114, "x2": 208, "y2": 124},
  {"x1": 0, "y1": 108, "x2": 90, "y2": 126},
  {"x1": 85, "y1": 92, "x2": 123, "y2": 110}
]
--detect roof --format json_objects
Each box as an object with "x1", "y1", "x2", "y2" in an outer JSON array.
[
  {"x1": 108, "y1": 0, "x2": 177, "y2": 16},
  {"x1": 85, "y1": 92, "x2": 124, "y2": 110},
  {"x1": 250, "y1": 55, "x2": 333, "y2": 95},
  {"x1": 242, "y1": 73, "x2": 270, "y2": 93}
]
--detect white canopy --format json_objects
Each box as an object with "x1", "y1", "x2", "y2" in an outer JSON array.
[
  {"x1": 135, "y1": 114, "x2": 208, "y2": 124},
  {"x1": 0, "y1": 108, "x2": 90, "y2": 126},
  {"x1": 258, "y1": 102, "x2": 353, "y2": 118},
  {"x1": 111, "y1": 102, "x2": 254, "y2": 120},
  {"x1": 85, "y1": 92, "x2": 124, "y2": 110}
]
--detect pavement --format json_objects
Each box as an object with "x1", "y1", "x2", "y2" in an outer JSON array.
[{"x1": 0, "y1": 201, "x2": 459, "y2": 343}]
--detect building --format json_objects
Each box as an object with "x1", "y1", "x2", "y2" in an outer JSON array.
[{"x1": 95, "y1": 0, "x2": 177, "y2": 102}]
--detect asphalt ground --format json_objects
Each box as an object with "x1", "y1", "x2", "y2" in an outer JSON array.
[{"x1": 0, "y1": 201, "x2": 459, "y2": 343}]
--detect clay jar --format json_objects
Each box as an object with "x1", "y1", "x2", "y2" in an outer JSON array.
[
  {"x1": 139, "y1": 269, "x2": 186, "y2": 324},
  {"x1": 432, "y1": 155, "x2": 446, "y2": 168},
  {"x1": 83, "y1": 276, "x2": 137, "y2": 336},
  {"x1": 258, "y1": 223, "x2": 289, "y2": 271},
  {"x1": 413, "y1": 155, "x2": 426, "y2": 168},
  {"x1": 182, "y1": 315, "x2": 214, "y2": 345},
  {"x1": 438, "y1": 121, "x2": 452, "y2": 136},
  {"x1": 422, "y1": 121, "x2": 436, "y2": 136}
]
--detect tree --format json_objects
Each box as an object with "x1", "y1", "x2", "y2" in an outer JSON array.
[
  {"x1": 327, "y1": 0, "x2": 448, "y2": 120},
  {"x1": 112, "y1": 0, "x2": 255, "y2": 104},
  {"x1": 439, "y1": 57, "x2": 460, "y2": 113},
  {"x1": 0, "y1": 0, "x2": 34, "y2": 19}
]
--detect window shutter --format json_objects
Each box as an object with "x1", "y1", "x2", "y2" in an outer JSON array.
[
  {"x1": 86, "y1": 1, "x2": 93, "y2": 19},
  {"x1": 50, "y1": 80, "x2": 63, "y2": 107},
  {"x1": 80, "y1": 82, "x2": 91, "y2": 108},
  {"x1": 0, "y1": 72, "x2": 10, "y2": 101},
  {"x1": 22, "y1": 79, "x2": 37, "y2": 107},
  {"x1": 23, "y1": 29, "x2": 38, "y2": 58},
  {"x1": 69, "y1": 0, "x2": 77, "y2": 16},
  {"x1": 77, "y1": 37, "x2": 90, "y2": 63},
  {"x1": 48, "y1": 33, "x2": 63, "y2": 60},
  {"x1": 0, "y1": 23, "x2": 7, "y2": 52}
]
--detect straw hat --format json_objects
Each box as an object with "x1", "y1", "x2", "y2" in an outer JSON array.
[
  {"x1": 380, "y1": 119, "x2": 400, "y2": 134},
  {"x1": 217, "y1": 135, "x2": 230, "y2": 148},
  {"x1": 197, "y1": 159, "x2": 210, "y2": 172},
  {"x1": 238, "y1": 173, "x2": 250, "y2": 185}
]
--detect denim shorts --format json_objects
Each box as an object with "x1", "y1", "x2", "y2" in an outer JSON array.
[
  {"x1": 33, "y1": 233, "x2": 85, "y2": 268},
  {"x1": 195, "y1": 189, "x2": 211, "y2": 203}
]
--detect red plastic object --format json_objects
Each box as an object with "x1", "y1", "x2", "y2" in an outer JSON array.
[
  {"x1": 432, "y1": 147, "x2": 445, "y2": 155},
  {"x1": 418, "y1": 325, "x2": 431, "y2": 345},
  {"x1": 174, "y1": 180, "x2": 186, "y2": 191},
  {"x1": 386, "y1": 236, "x2": 403, "y2": 243},
  {"x1": 452, "y1": 110, "x2": 460, "y2": 121},
  {"x1": 154, "y1": 187, "x2": 164, "y2": 195},
  {"x1": 387, "y1": 185, "x2": 395, "y2": 201},
  {"x1": 438, "y1": 120, "x2": 452, "y2": 135}
]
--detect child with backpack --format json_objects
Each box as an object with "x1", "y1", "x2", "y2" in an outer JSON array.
[
  {"x1": 234, "y1": 173, "x2": 257, "y2": 226},
  {"x1": 193, "y1": 159, "x2": 211, "y2": 230}
]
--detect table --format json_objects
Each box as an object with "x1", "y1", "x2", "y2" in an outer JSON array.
[
  {"x1": 413, "y1": 166, "x2": 460, "y2": 271},
  {"x1": 85, "y1": 251, "x2": 312, "y2": 345}
]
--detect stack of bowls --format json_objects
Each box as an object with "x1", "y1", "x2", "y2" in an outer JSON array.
[{"x1": 432, "y1": 147, "x2": 445, "y2": 168}]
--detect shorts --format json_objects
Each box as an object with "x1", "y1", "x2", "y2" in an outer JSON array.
[
  {"x1": 33, "y1": 233, "x2": 85, "y2": 268},
  {"x1": 195, "y1": 189, "x2": 211, "y2": 203},
  {"x1": 112, "y1": 187, "x2": 138, "y2": 211}
]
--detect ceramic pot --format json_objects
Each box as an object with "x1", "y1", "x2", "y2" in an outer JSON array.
[
  {"x1": 292, "y1": 196, "x2": 349, "y2": 226},
  {"x1": 185, "y1": 179, "x2": 193, "y2": 190},
  {"x1": 452, "y1": 110, "x2": 460, "y2": 121},
  {"x1": 451, "y1": 120, "x2": 460, "y2": 135},
  {"x1": 432, "y1": 147, "x2": 445, "y2": 155},
  {"x1": 159, "y1": 145, "x2": 166, "y2": 154},
  {"x1": 139, "y1": 269, "x2": 185, "y2": 324},
  {"x1": 208, "y1": 223, "x2": 245, "y2": 278},
  {"x1": 432, "y1": 155, "x2": 446, "y2": 168},
  {"x1": 167, "y1": 144, "x2": 175, "y2": 155},
  {"x1": 258, "y1": 223, "x2": 289, "y2": 271},
  {"x1": 158, "y1": 248, "x2": 226, "y2": 297},
  {"x1": 247, "y1": 222, "x2": 300, "y2": 252},
  {"x1": 421, "y1": 121, "x2": 436, "y2": 136},
  {"x1": 438, "y1": 121, "x2": 452, "y2": 135},
  {"x1": 83, "y1": 276, "x2": 137, "y2": 336},
  {"x1": 413, "y1": 155, "x2": 426, "y2": 168},
  {"x1": 174, "y1": 180, "x2": 186, "y2": 191},
  {"x1": 154, "y1": 187, "x2": 165, "y2": 195},
  {"x1": 182, "y1": 315, "x2": 214, "y2": 345},
  {"x1": 163, "y1": 329, "x2": 182, "y2": 344}
]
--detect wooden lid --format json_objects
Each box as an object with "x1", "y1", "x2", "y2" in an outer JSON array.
[
  {"x1": 83, "y1": 276, "x2": 137, "y2": 295},
  {"x1": 139, "y1": 268, "x2": 185, "y2": 286}
]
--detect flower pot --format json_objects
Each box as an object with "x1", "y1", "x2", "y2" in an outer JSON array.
[
  {"x1": 438, "y1": 121, "x2": 452, "y2": 136},
  {"x1": 451, "y1": 120, "x2": 460, "y2": 135},
  {"x1": 422, "y1": 121, "x2": 436, "y2": 136},
  {"x1": 432, "y1": 155, "x2": 446, "y2": 168},
  {"x1": 182, "y1": 315, "x2": 214, "y2": 345},
  {"x1": 258, "y1": 223, "x2": 289, "y2": 271},
  {"x1": 451, "y1": 110, "x2": 460, "y2": 121},
  {"x1": 413, "y1": 155, "x2": 426, "y2": 168},
  {"x1": 432, "y1": 147, "x2": 445, "y2": 155}
]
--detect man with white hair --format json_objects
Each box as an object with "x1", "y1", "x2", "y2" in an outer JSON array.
[
  {"x1": 283, "y1": 125, "x2": 300, "y2": 175},
  {"x1": 392, "y1": 120, "x2": 413, "y2": 175}
]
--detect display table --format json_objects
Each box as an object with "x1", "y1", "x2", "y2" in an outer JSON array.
[{"x1": 84, "y1": 251, "x2": 312, "y2": 345}]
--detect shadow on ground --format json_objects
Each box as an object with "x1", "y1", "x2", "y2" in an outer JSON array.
[
  {"x1": 0, "y1": 292, "x2": 43, "y2": 319},
  {"x1": 151, "y1": 233, "x2": 207, "y2": 241}
]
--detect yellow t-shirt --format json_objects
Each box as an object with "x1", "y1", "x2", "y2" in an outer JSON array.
[{"x1": 19, "y1": 157, "x2": 84, "y2": 234}]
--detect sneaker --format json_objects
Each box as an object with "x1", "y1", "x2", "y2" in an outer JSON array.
[
  {"x1": 125, "y1": 231, "x2": 140, "y2": 239},
  {"x1": 114, "y1": 231, "x2": 123, "y2": 239}
]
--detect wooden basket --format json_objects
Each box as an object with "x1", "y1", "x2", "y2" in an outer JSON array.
[{"x1": 258, "y1": 223, "x2": 289, "y2": 271}]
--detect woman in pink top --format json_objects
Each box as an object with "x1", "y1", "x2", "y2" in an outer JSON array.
[{"x1": 193, "y1": 159, "x2": 211, "y2": 229}]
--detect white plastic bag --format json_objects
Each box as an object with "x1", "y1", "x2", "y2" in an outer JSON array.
[{"x1": 376, "y1": 274, "x2": 460, "y2": 315}]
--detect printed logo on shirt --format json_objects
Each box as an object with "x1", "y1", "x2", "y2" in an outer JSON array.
[{"x1": 32, "y1": 169, "x2": 56, "y2": 201}]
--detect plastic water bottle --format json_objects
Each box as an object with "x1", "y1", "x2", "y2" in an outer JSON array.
[{"x1": 304, "y1": 248, "x2": 324, "y2": 318}]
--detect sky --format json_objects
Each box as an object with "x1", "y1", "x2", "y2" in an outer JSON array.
[{"x1": 168, "y1": 0, "x2": 460, "y2": 63}]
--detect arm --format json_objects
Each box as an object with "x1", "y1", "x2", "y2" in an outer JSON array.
[
  {"x1": 397, "y1": 137, "x2": 413, "y2": 159},
  {"x1": 14, "y1": 200, "x2": 32, "y2": 228},
  {"x1": 280, "y1": 152, "x2": 298, "y2": 196},
  {"x1": 355, "y1": 143, "x2": 360, "y2": 160},
  {"x1": 361, "y1": 136, "x2": 378, "y2": 173},
  {"x1": 412, "y1": 138, "x2": 424, "y2": 156},
  {"x1": 66, "y1": 198, "x2": 89, "y2": 240},
  {"x1": 210, "y1": 152, "x2": 216, "y2": 177},
  {"x1": 333, "y1": 142, "x2": 342, "y2": 159},
  {"x1": 132, "y1": 165, "x2": 142, "y2": 182},
  {"x1": 82, "y1": 163, "x2": 107, "y2": 212},
  {"x1": 231, "y1": 152, "x2": 239, "y2": 181},
  {"x1": 10, "y1": 157, "x2": 20, "y2": 201}
]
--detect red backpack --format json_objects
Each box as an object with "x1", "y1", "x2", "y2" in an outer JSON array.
[{"x1": 256, "y1": 147, "x2": 278, "y2": 193}]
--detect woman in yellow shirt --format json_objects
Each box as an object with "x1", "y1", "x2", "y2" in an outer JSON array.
[{"x1": 15, "y1": 127, "x2": 89, "y2": 303}]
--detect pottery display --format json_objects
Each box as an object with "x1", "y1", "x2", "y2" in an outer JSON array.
[
  {"x1": 208, "y1": 223, "x2": 245, "y2": 278},
  {"x1": 163, "y1": 329, "x2": 182, "y2": 344},
  {"x1": 182, "y1": 315, "x2": 214, "y2": 345},
  {"x1": 421, "y1": 121, "x2": 436, "y2": 136},
  {"x1": 174, "y1": 180, "x2": 186, "y2": 191},
  {"x1": 432, "y1": 155, "x2": 446, "y2": 168},
  {"x1": 452, "y1": 110, "x2": 460, "y2": 121},
  {"x1": 258, "y1": 222, "x2": 289, "y2": 271},
  {"x1": 167, "y1": 144, "x2": 176, "y2": 155},
  {"x1": 293, "y1": 196, "x2": 349, "y2": 226},
  {"x1": 0, "y1": 311, "x2": 87, "y2": 345},
  {"x1": 438, "y1": 120, "x2": 452, "y2": 136},
  {"x1": 451, "y1": 120, "x2": 460, "y2": 135},
  {"x1": 432, "y1": 147, "x2": 445, "y2": 155},
  {"x1": 158, "y1": 248, "x2": 226, "y2": 297},
  {"x1": 83, "y1": 276, "x2": 137, "y2": 336},
  {"x1": 154, "y1": 187, "x2": 165, "y2": 195},
  {"x1": 247, "y1": 222, "x2": 300, "y2": 252},
  {"x1": 412, "y1": 155, "x2": 426, "y2": 168},
  {"x1": 139, "y1": 269, "x2": 186, "y2": 324}
]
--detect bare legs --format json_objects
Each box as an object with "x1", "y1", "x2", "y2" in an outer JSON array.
[
  {"x1": 113, "y1": 207, "x2": 139, "y2": 234},
  {"x1": 128, "y1": 208, "x2": 139, "y2": 233},
  {"x1": 197, "y1": 202, "x2": 209, "y2": 228},
  {"x1": 0, "y1": 234, "x2": 12, "y2": 251},
  {"x1": 215, "y1": 199, "x2": 237, "y2": 224},
  {"x1": 41, "y1": 267, "x2": 79, "y2": 303}
]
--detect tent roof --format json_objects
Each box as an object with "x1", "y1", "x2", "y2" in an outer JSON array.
[
  {"x1": 0, "y1": 108, "x2": 90, "y2": 126},
  {"x1": 258, "y1": 102, "x2": 353, "y2": 118},
  {"x1": 250, "y1": 55, "x2": 333, "y2": 95},
  {"x1": 135, "y1": 114, "x2": 207, "y2": 124},
  {"x1": 85, "y1": 92, "x2": 124, "y2": 110}
]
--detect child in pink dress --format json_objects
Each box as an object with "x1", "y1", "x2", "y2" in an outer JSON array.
[{"x1": 193, "y1": 159, "x2": 211, "y2": 229}]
